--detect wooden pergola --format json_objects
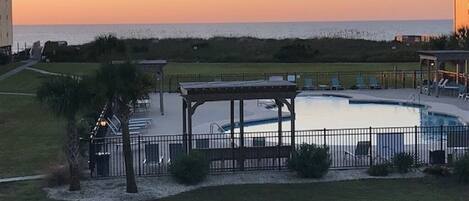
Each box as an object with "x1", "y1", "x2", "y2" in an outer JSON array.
[
  {"x1": 179, "y1": 80, "x2": 299, "y2": 156},
  {"x1": 418, "y1": 50, "x2": 469, "y2": 96}
]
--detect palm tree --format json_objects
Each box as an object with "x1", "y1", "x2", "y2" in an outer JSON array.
[
  {"x1": 37, "y1": 76, "x2": 91, "y2": 191},
  {"x1": 95, "y1": 62, "x2": 154, "y2": 193}
]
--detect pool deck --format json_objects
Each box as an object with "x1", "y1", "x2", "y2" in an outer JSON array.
[{"x1": 136, "y1": 89, "x2": 469, "y2": 135}]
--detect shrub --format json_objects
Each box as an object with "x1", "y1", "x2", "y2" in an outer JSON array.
[
  {"x1": 288, "y1": 144, "x2": 331, "y2": 178},
  {"x1": 423, "y1": 165, "x2": 451, "y2": 177},
  {"x1": 454, "y1": 154, "x2": 469, "y2": 183},
  {"x1": 392, "y1": 153, "x2": 415, "y2": 173},
  {"x1": 368, "y1": 163, "x2": 392, "y2": 176},
  {"x1": 170, "y1": 151, "x2": 209, "y2": 185},
  {"x1": 45, "y1": 164, "x2": 70, "y2": 187}
]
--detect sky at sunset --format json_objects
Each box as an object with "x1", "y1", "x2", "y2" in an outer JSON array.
[{"x1": 13, "y1": 0, "x2": 453, "y2": 25}]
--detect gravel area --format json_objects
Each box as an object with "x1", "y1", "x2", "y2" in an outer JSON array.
[{"x1": 45, "y1": 169, "x2": 424, "y2": 201}]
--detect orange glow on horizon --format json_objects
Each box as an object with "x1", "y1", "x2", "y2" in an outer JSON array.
[{"x1": 13, "y1": 0, "x2": 452, "y2": 25}]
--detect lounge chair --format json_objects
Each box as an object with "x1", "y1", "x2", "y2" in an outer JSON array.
[
  {"x1": 303, "y1": 78, "x2": 316, "y2": 90},
  {"x1": 144, "y1": 144, "x2": 163, "y2": 165},
  {"x1": 344, "y1": 141, "x2": 370, "y2": 165},
  {"x1": 369, "y1": 77, "x2": 382, "y2": 89},
  {"x1": 252, "y1": 137, "x2": 266, "y2": 147},
  {"x1": 356, "y1": 75, "x2": 367, "y2": 89},
  {"x1": 107, "y1": 122, "x2": 140, "y2": 136},
  {"x1": 112, "y1": 115, "x2": 151, "y2": 127},
  {"x1": 168, "y1": 143, "x2": 184, "y2": 163},
  {"x1": 330, "y1": 77, "x2": 344, "y2": 90}
]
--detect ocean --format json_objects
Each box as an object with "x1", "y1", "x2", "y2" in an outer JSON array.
[{"x1": 12, "y1": 20, "x2": 452, "y2": 50}]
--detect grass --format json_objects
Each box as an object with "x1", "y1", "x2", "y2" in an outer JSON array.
[
  {"x1": 0, "y1": 62, "x2": 24, "y2": 76},
  {"x1": 0, "y1": 70, "x2": 53, "y2": 93},
  {"x1": 0, "y1": 95, "x2": 64, "y2": 178},
  {"x1": 157, "y1": 178, "x2": 469, "y2": 201},
  {"x1": 0, "y1": 180, "x2": 53, "y2": 201},
  {"x1": 33, "y1": 62, "x2": 101, "y2": 76}
]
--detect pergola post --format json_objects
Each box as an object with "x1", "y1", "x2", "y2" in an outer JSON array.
[
  {"x1": 182, "y1": 100, "x2": 187, "y2": 153},
  {"x1": 239, "y1": 99, "x2": 245, "y2": 171},
  {"x1": 435, "y1": 60, "x2": 440, "y2": 97},
  {"x1": 276, "y1": 100, "x2": 283, "y2": 170},
  {"x1": 290, "y1": 98, "x2": 296, "y2": 151},
  {"x1": 159, "y1": 71, "x2": 165, "y2": 115},
  {"x1": 187, "y1": 101, "x2": 193, "y2": 153},
  {"x1": 230, "y1": 100, "x2": 235, "y2": 169}
]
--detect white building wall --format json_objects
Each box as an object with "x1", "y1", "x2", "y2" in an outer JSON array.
[{"x1": 0, "y1": 0, "x2": 13, "y2": 49}]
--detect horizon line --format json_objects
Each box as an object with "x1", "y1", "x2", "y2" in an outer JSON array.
[{"x1": 13, "y1": 18, "x2": 452, "y2": 26}]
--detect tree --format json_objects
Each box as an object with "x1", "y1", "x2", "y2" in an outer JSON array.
[
  {"x1": 95, "y1": 63, "x2": 154, "y2": 193},
  {"x1": 37, "y1": 76, "x2": 91, "y2": 191},
  {"x1": 88, "y1": 34, "x2": 127, "y2": 62}
]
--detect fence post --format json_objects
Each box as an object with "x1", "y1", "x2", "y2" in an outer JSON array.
[
  {"x1": 323, "y1": 128, "x2": 327, "y2": 147},
  {"x1": 138, "y1": 135, "x2": 142, "y2": 176},
  {"x1": 414, "y1": 126, "x2": 418, "y2": 165},
  {"x1": 413, "y1": 70, "x2": 417, "y2": 89},
  {"x1": 402, "y1": 71, "x2": 406, "y2": 88},
  {"x1": 369, "y1": 127, "x2": 373, "y2": 167},
  {"x1": 440, "y1": 125, "x2": 444, "y2": 151}
]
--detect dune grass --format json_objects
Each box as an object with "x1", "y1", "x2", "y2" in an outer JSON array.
[
  {"x1": 0, "y1": 95, "x2": 64, "y2": 178},
  {"x1": 157, "y1": 178, "x2": 469, "y2": 201}
]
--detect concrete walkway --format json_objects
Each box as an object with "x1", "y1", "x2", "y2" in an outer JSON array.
[
  {"x1": 26, "y1": 67, "x2": 61, "y2": 76},
  {"x1": 0, "y1": 92, "x2": 36, "y2": 96},
  {"x1": 0, "y1": 175, "x2": 45, "y2": 183},
  {"x1": 0, "y1": 60, "x2": 38, "y2": 81}
]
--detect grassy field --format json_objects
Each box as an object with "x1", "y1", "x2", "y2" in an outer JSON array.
[
  {"x1": 0, "y1": 181, "x2": 52, "y2": 201},
  {"x1": 33, "y1": 62, "x2": 420, "y2": 76},
  {"x1": 0, "y1": 95, "x2": 64, "y2": 178},
  {"x1": 0, "y1": 70, "x2": 53, "y2": 93},
  {"x1": 0, "y1": 62, "x2": 24, "y2": 76},
  {"x1": 158, "y1": 178, "x2": 469, "y2": 201}
]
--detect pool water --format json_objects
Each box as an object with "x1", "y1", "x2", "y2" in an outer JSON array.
[{"x1": 231, "y1": 96, "x2": 464, "y2": 132}]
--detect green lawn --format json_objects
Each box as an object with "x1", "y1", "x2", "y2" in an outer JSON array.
[
  {"x1": 0, "y1": 95, "x2": 64, "y2": 178},
  {"x1": 33, "y1": 62, "x2": 101, "y2": 76},
  {"x1": 158, "y1": 178, "x2": 469, "y2": 201},
  {"x1": 0, "y1": 70, "x2": 53, "y2": 93},
  {"x1": 0, "y1": 181, "x2": 52, "y2": 201},
  {"x1": 0, "y1": 62, "x2": 24, "y2": 76}
]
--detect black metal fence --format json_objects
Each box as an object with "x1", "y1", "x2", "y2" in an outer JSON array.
[
  {"x1": 159, "y1": 70, "x2": 426, "y2": 92},
  {"x1": 90, "y1": 125, "x2": 469, "y2": 178}
]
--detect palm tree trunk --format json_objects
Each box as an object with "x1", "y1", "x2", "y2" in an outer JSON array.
[
  {"x1": 120, "y1": 105, "x2": 138, "y2": 193},
  {"x1": 66, "y1": 120, "x2": 81, "y2": 191}
]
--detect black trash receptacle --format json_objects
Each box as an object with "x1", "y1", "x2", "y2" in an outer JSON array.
[
  {"x1": 96, "y1": 152, "x2": 110, "y2": 177},
  {"x1": 430, "y1": 150, "x2": 445, "y2": 165}
]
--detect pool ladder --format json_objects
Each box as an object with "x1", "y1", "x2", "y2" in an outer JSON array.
[{"x1": 210, "y1": 123, "x2": 226, "y2": 134}]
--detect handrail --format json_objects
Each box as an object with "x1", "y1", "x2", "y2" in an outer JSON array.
[{"x1": 210, "y1": 122, "x2": 226, "y2": 134}]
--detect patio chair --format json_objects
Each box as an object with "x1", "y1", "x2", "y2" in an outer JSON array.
[
  {"x1": 106, "y1": 118, "x2": 142, "y2": 131},
  {"x1": 458, "y1": 85, "x2": 468, "y2": 99},
  {"x1": 144, "y1": 144, "x2": 163, "y2": 166},
  {"x1": 344, "y1": 141, "x2": 371, "y2": 165},
  {"x1": 330, "y1": 77, "x2": 344, "y2": 90},
  {"x1": 356, "y1": 75, "x2": 367, "y2": 89},
  {"x1": 196, "y1": 139, "x2": 210, "y2": 149},
  {"x1": 168, "y1": 143, "x2": 185, "y2": 163},
  {"x1": 369, "y1": 77, "x2": 382, "y2": 89},
  {"x1": 303, "y1": 78, "x2": 316, "y2": 90},
  {"x1": 252, "y1": 137, "x2": 266, "y2": 147}
]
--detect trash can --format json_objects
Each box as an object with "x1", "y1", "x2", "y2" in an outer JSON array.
[
  {"x1": 430, "y1": 150, "x2": 445, "y2": 165},
  {"x1": 96, "y1": 152, "x2": 110, "y2": 177}
]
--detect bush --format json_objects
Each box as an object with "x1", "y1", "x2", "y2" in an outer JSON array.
[
  {"x1": 170, "y1": 151, "x2": 209, "y2": 185},
  {"x1": 454, "y1": 154, "x2": 469, "y2": 183},
  {"x1": 368, "y1": 163, "x2": 392, "y2": 176},
  {"x1": 0, "y1": 53, "x2": 10, "y2": 65},
  {"x1": 392, "y1": 153, "x2": 415, "y2": 173},
  {"x1": 288, "y1": 144, "x2": 331, "y2": 178},
  {"x1": 45, "y1": 164, "x2": 70, "y2": 187},
  {"x1": 423, "y1": 165, "x2": 451, "y2": 177}
]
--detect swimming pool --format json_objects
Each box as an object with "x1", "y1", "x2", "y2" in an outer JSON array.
[{"x1": 227, "y1": 95, "x2": 465, "y2": 133}]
